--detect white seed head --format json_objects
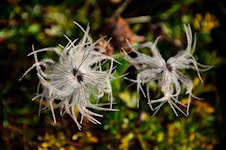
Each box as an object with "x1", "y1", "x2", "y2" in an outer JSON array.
[
  {"x1": 123, "y1": 24, "x2": 212, "y2": 116},
  {"x1": 20, "y1": 22, "x2": 118, "y2": 130}
]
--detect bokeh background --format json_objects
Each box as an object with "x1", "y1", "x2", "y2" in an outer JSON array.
[{"x1": 1, "y1": 0, "x2": 226, "y2": 149}]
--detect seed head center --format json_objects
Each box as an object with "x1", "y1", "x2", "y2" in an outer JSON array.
[
  {"x1": 72, "y1": 68, "x2": 83, "y2": 83},
  {"x1": 166, "y1": 63, "x2": 173, "y2": 72}
]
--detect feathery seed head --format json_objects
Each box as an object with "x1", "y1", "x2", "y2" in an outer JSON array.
[
  {"x1": 20, "y1": 22, "x2": 117, "y2": 130},
  {"x1": 123, "y1": 24, "x2": 212, "y2": 116}
]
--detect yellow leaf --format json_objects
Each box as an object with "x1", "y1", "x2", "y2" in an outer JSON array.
[
  {"x1": 119, "y1": 90, "x2": 137, "y2": 108},
  {"x1": 189, "y1": 133, "x2": 195, "y2": 141},
  {"x1": 86, "y1": 132, "x2": 98, "y2": 143},
  {"x1": 72, "y1": 132, "x2": 83, "y2": 140},
  {"x1": 42, "y1": 142, "x2": 51, "y2": 148},
  {"x1": 157, "y1": 132, "x2": 164, "y2": 142}
]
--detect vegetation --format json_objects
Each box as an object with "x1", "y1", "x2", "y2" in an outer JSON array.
[{"x1": 1, "y1": 0, "x2": 226, "y2": 149}]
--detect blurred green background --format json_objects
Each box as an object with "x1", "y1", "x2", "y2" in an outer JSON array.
[{"x1": 1, "y1": 0, "x2": 226, "y2": 149}]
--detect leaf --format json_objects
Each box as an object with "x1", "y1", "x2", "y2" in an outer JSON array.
[{"x1": 119, "y1": 90, "x2": 137, "y2": 108}]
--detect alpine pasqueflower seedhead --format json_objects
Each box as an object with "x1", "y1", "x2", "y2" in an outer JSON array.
[
  {"x1": 20, "y1": 22, "x2": 117, "y2": 130},
  {"x1": 123, "y1": 24, "x2": 212, "y2": 116}
]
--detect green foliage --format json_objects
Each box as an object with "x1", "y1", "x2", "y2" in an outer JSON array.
[{"x1": 1, "y1": 0, "x2": 224, "y2": 149}]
